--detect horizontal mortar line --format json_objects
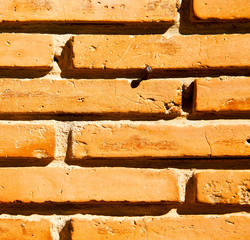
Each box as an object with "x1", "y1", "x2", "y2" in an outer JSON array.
[
  {"x1": 0, "y1": 115, "x2": 250, "y2": 121},
  {"x1": 59, "y1": 71, "x2": 250, "y2": 79},
  {"x1": 0, "y1": 203, "x2": 249, "y2": 216},
  {"x1": 67, "y1": 156, "x2": 250, "y2": 160},
  {"x1": 0, "y1": 24, "x2": 249, "y2": 34},
  {"x1": 0, "y1": 70, "x2": 249, "y2": 79},
  {"x1": 0, "y1": 115, "x2": 181, "y2": 121},
  {"x1": 1, "y1": 157, "x2": 250, "y2": 161},
  {"x1": 0, "y1": 158, "x2": 250, "y2": 169},
  {"x1": 187, "y1": 115, "x2": 250, "y2": 120},
  {"x1": 65, "y1": 158, "x2": 250, "y2": 166}
]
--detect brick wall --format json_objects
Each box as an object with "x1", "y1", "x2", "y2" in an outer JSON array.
[{"x1": 0, "y1": 0, "x2": 249, "y2": 239}]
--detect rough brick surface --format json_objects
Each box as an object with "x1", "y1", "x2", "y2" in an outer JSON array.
[
  {"x1": 0, "y1": 219, "x2": 52, "y2": 240},
  {"x1": 0, "y1": 167, "x2": 179, "y2": 203},
  {"x1": 72, "y1": 121, "x2": 250, "y2": 159},
  {"x1": 70, "y1": 34, "x2": 250, "y2": 72},
  {"x1": 0, "y1": 0, "x2": 176, "y2": 23},
  {"x1": 195, "y1": 171, "x2": 250, "y2": 205},
  {"x1": 0, "y1": 122, "x2": 55, "y2": 159},
  {"x1": 192, "y1": 0, "x2": 250, "y2": 21},
  {"x1": 194, "y1": 77, "x2": 250, "y2": 113},
  {"x1": 0, "y1": 79, "x2": 182, "y2": 116},
  {"x1": 71, "y1": 215, "x2": 250, "y2": 240},
  {"x1": 0, "y1": 0, "x2": 249, "y2": 235},
  {"x1": 0, "y1": 34, "x2": 54, "y2": 69}
]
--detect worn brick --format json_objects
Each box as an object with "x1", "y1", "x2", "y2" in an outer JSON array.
[
  {"x1": 71, "y1": 215, "x2": 250, "y2": 240},
  {"x1": 194, "y1": 77, "x2": 250, "y2": 113},
  {"x1": 195, "y1": 171, "x2": 250, "y2": 205},
  {"x1": 0, "y1": 219, "x2": 52, "y2": 240},
  {"x1": 0, "y1": 0, "x2": 176, "y2": 23},
  {"x1": 192, "y1": 0, "x2": 250, "y2": 21},
  {"x1": 0, "y1": 122, "x2": 55, "y2": 159},
  {"x1": 0, "y1": 34, "x2": 54, "y2": 69},
  {"x1": 0, "y1": 167, "x2": 179, "y2": 203},
  {"x1": 70, "y1": 34, "x2": 250, "y2": 73},
  {"x1": 0, "y1": 79, "x2": 182, "y2": 116},
  {"x1": 72, "y1": 121, "x2": 250, "y2": 159}
]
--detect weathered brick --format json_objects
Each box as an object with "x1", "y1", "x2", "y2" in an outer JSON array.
[
  {"x1": 0, "y1": 219, "x2": 52, "y2": 240},
  {"x1": 72, "y1": 121, "x2": 250, "y2": 159},
  {"x1": 195, "y1": 171, "x2": 250, "y2": 205},
  {"x1": 0, "y1": 167, "x2": 179, "y2": 203},
  {"x1": 194, "y1": 77, "x2": 250, "y2": 113},
  {"x1": 0, "y1": 79, "x2": 182, "y2": 116},
  {"x1": 0, "y1": 122, "x2": 55, "y2": 159},
  {"x1": 192, "y1": 0, "x2": 250, "y2": 21},
  {"x1": 0, "y1": 0, "x2": 176, "y2": 23},
  {"x1": 71, "y1": 215, "x2": 250, "y2": 240},
  {"x1": 0, "y1": 34, "x2": 54, "y2": 69},
  {"x1": 70, "y1": 34, "x2": 250, "y2": 73}
]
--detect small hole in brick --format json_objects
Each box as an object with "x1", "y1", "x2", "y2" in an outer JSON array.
[{"x1": 247, "y1": 139, "x2": 250, "y2": 144}]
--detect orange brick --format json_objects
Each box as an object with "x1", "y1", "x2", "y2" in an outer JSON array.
[
  {"x1": 0, "y1": 79, "x2": 182, "y2": 116},
  {"x1": 192, "y1": 0, "x2": 250, "y2": 21},
  {"x1": 71, "y1": 215, "x2": 250, "y2": 240},
  {"x1": 0, "y1": 34, "x2": 54, "y2": 69},
  {"x1": 0, "y1": 167, "x2": 179, "y2": 203},
  {"x1": 194, "y1": 77, "x2": 250, "y2": 113},
  {"x1": 0, "y1": 219, "x2": 52, "y2": 240},
  {"x1": 195, "y1": 171, "x2": 250, "y2": 205},
  {"x1": 70, "y1": 34, "x2": 250, "y2": 73},
  {"x1": 0, "y1": 0, "x2": 176, "y2": 23},
  {"x1": 0, "y1": 122, "x2": 55, "y2": 159},
  {"x1": 72, "y1": 121, "x2": 250, "y2": 159}
]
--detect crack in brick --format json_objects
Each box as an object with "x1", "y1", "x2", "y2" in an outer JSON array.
[{"x1": 204, "y1": 131, "x2": 212, "y2": 156}]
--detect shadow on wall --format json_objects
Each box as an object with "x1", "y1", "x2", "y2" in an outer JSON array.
[
  {"x1": 179, "y1": 0, "x2": 250, "y2": 34},
  {"x1": 0, "y1": 22, "x2": 172, "y2": 35}
]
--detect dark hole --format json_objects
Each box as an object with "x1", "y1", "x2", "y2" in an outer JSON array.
[
  {"x1": 54, "y1": 56, "x2": 59, "y2": 63},
  {"x1": 247, "y1": 139, "x2": 250, "y2": 144}
]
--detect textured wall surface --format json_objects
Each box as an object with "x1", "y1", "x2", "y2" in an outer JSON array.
[{"x1": 0, "y1": 0, "x2": 249, "y2": 239}]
